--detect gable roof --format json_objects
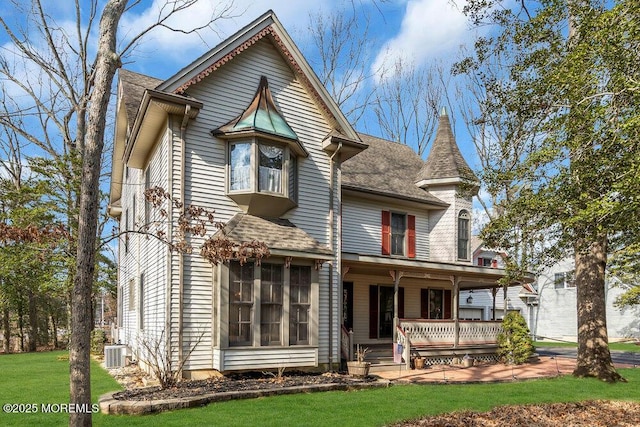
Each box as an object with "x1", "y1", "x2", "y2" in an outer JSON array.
[
  {"x1": 118, "y1": 69, "x2": 163, "y2": 125},
  {"x1": 416, "y1": 109, "x2": 479, "y2": 187},
  {"x1": 215, "y1": 214, "x2": 332, "y2": 258},
  {"x1": 341, "y1": 133, "x2": 447, "y2": 207},
  {"x1": 157, "y1": 10, "x2": 359, "y2": 143}
]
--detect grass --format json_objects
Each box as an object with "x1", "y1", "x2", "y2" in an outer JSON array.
[
  {"x1": 534, "y1": 340, "x2": 640, "y2": 352},
  {"x1": 0, "y1": 351, "x2": 638, "y2": 427},
  {"x1": 0, "y1": 351, "x2": 122, "y2": 427}
]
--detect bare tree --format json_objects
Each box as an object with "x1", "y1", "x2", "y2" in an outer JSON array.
[
  {"x1": 372, "y1": 57, "x2": 444, "y2": 156},
  {"x1": 0, "y1": 1, "x2": 236, "y2": 425},
  {"x1": 305, "y1": 8, "x2": 379, "y2": 125}
]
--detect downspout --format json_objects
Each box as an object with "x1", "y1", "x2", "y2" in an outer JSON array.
[
  {"x1": 177, "y1": 105, "x2": 191, "y2": 367},
  {"x1": 328, "y1": 141, "x2": 343, "y2": 371}
]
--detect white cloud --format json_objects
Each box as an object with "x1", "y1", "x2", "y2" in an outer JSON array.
[
  {"x1": 119, "y1": 0, "x2": 339, "y2": 66},
  {"x1": 371, "y1": 0, "x2": 469, "y2": 77}
]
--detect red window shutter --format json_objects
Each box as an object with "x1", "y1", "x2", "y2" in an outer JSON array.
[
  {"x1": 381, "y1": 211, "x2": 391, "y2": 255},
  {"x1": 477, "y1": 258, "x2": 483, "y2": 266},
  {"x1": 407, "y1": 215, "x2": 416, "y2": 258}
]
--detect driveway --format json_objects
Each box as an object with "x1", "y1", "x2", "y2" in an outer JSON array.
[{"x1": 536, "y1": 347, "x2": 640, "y2": 367}]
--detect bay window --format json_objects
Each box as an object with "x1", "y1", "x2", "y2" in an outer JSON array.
[
  {"x1": 227, "y1": 261, "x2": 314, "y2": 348},
  {"x1": 226, "y1": 139, "x2": 298, "y2": 216}
]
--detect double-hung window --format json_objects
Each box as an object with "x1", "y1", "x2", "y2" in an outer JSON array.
[
  {"x1": 229, "y1": 262, "x2": 254, "y2": 346},
  {"x1": 290, "y1": 266, "x2": 311, "y2": 345},
  {"x1": 382, "y1": 211, "x2": 416, "y2": 258},
  {"x1": 458, "y1": 210, "x2": 470, "y2": 260},
  {"x1": 554, "y1": 271, "x2": 575, "y2": 289},
  {"x1": 391, "y1": 213, "x2": 406, "y2": 256},
  {"x1": 260, "y1": 263, "x2": 283, "y2": 346}
]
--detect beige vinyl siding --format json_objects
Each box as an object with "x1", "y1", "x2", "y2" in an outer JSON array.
[
  {"x1": 342, "y1": 197, "x2": 430, "y2": 260},
  {"x1": 117, "y1": 128, "x2": 172, "y2": 362},
  {"x1": 173, "y1": 38, "x2": 335, "y2": 370},
  {"x1": 428, "y1": 186, "x2": 472, "y2": 263},
  {"x1": 214, "y1": 348, "x2": 318, "y2": 371},
  {"x1": 137, "y1": 131, "x2": 170, "y2": 343},
  {"x1": 346, "y1": 273, "x2": 452, "y2": 344},
  {"x1": 118, "y1": 164, "x2": 140, "y2": 346}
]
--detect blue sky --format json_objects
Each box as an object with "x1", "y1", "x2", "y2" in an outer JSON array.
[
  {"x1": 113, "y1": 0, "x2": 481, "y2": 163},
  {"x1": 0, "y1": 0, "x2": 489, "y2": 230}
]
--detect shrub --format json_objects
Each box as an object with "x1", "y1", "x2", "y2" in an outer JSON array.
[
  {"x1": 498, "y1": 311, "x2": 534, "y2": 364},
  {"x1": 90, "y1": 329, "x2": 106, "y2": 355}
]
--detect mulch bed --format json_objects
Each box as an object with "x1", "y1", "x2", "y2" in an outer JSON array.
[
  {"x1": 113, "y1": 370, "x2": 376, "y2": 401},
  {"x1": 392, "y1": 400, "x2": 640, "y2": 426}
]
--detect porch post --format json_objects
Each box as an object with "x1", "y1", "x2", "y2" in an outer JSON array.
[
  {"x1": 452, "y1": 276, "x2": 460, "y2": 348},
  {"x1": 391, "y1": 270, "x2": 401, "y2": 342},
  {"x1": 491, "y1": 287, "x2": 498, "y2": 320},
  {"x1": 503, "y1": 285, "x2": 509, "y2": 314}
]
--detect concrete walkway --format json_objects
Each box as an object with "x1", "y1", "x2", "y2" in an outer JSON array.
[{"x1": 374, "y1": 356, "x2": 633, "y2": 384}]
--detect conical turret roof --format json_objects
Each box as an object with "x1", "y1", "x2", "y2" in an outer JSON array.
[{"x1": 416, "y1": 108, "x2": 478, "y2": 187}]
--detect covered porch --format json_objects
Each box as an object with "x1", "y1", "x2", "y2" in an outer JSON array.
[{"x1": 340, "y1": 253, "x2": 531, "y2": 368}]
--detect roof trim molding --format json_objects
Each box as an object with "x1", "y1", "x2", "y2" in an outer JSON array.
[{"x1": 157, "y1": 10, "x2": 360, "y2": 142}]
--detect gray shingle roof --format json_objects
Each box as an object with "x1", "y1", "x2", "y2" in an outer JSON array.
[
  {"x1": 216, "y1": 214, "x2": 332, "y2": 255},
  {"x1": 118, "y1": 69, "x2": 163, "y2": 125},
  {"x1": 417, "y1": 111, "x2": 478, "y2": 183},
  {"x1": 341, "y1": 133, "x2": 447, "y2": 206}
]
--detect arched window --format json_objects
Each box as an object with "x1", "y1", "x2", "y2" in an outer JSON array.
[{"x1": 457, "y1": 210, "x2": 470, "y2": 260}]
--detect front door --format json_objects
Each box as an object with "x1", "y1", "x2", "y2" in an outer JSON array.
[{"x1": 369, "y1": 285, "x2": 404, "y2": 339}]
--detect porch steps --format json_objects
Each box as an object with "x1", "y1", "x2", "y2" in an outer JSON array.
[{"x1": 364, "y1": 344, "x2": 409, "y2": 373}]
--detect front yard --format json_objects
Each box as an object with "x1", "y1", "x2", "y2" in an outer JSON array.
[{"x1": 0, "y1": 351, "x2": 638, "y2": 426}]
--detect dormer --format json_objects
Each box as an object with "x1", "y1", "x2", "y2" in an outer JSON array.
[{"x1": 212, "y1": 76, "x2": 306, "y2": 217}]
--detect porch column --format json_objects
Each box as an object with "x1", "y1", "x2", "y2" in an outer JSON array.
[
  {"x1": 390, "y1": 270, "x2": 402, "y2": 342},
  {"x1": 492, "y1": 288, "x2": 498, "y2": 320},
  {"x1": 503, "y1": 285, "x2": 509, "y2": 314},
  {"x1": 452, "y1": 276, "x2": 460, "y2": 348}
]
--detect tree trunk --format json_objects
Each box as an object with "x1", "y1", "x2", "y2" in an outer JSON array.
[
  {"x1": 28, "y1": 290, "x2": 37, "y2": 352},
  {"x1": 69, "y1": 1, "x2": 126, "y2": 426},
  {"x1": 2, "y1": 307, "x2": 10, "y2": 353},
  {"x1": 51, "y1": 314, "x2": 58, "y2": 349},
  {"x1": 573, "y1": 237, "x2": 625, "y2": 382},
  {"x1": 18, "y1": 303, "x2": 24, "y2": 352}
]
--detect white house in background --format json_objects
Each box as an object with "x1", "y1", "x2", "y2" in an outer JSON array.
[
  {"x1": 458, "y1": 238, "x2": 538, "y2": 326},
  {"x1": 108, "y1": 10, "x2": 530, "y2": 378},
  {"x1": 461, "y1": 245, "x2": 640, "y2": 342},
  {"x1": 533, "y1": 258, "x2": 640, "y2": 342}
]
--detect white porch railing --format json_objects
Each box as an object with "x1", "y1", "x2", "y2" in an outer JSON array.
[{"x1": 399, "y1": 319, "x2": 503, "y2": 347}]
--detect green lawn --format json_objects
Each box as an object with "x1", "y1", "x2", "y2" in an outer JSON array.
[
  {"x1": 534, "y1": 340, "x2": 640, "y2": 352},
  {"x1": 0, "y1": 351, "x2": 638, "y2": 427}
]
